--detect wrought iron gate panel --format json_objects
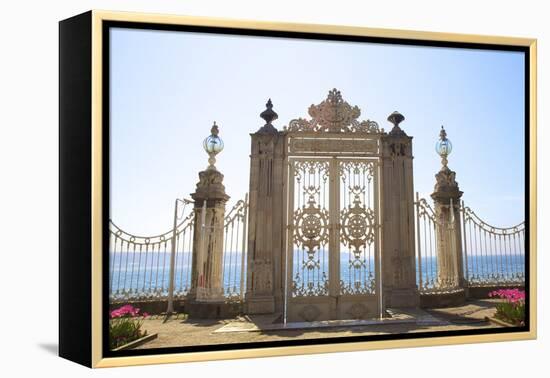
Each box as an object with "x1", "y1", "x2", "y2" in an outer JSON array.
[
  {"x1": 338, "y1": 160, "x2": 378, "y2": 295},
  {"x1": 289, "y1": 159, "x2": 331, "y2": 297},
  {"x1": 286, "y1": 156, "x2": 381, "y2": 320},
  {"x1": 283, "y1": 89, "x2": 384, "y2": 321}
]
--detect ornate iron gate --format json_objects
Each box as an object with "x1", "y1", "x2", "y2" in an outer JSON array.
[{"x1": 283, "y1": 89, "x2": 383, "y2": 322}]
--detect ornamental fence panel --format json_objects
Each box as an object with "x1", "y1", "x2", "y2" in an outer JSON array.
[
  {"x1": 461, "y1": 204, "x2": 525, "y2": 286},
  {"x1": 414, "y1": 192, "x2": 525, "y2": 294},
  {"x1": 109, "y1": 195, "x2": 248, "y2": 303}
]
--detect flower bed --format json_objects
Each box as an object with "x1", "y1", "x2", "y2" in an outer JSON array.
[
  {"x1": 109, "y1": 304, "x2": 150, "y2": 350},
  {"x1": 488, "y1": 289, "x2": 525, "y2": 327}
]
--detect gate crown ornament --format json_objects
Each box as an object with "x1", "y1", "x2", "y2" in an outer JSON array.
[{"x1": 285, "y1": 88, "x2": 381, "y2": 133}]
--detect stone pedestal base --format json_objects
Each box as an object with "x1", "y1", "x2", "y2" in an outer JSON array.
[
  {"x1": 184, "y1": 300, "x2": 240, "y2": 319},
  {"x1": 195, "y1": 287, "x2": 225, "y2": 303},
  {"x1": 385, "y1": 288, "x2": 420, "y2": 308},
  {"x1": 245, "y1": 295, "x2": 275, "y2": 314},
  {"x1": 419, "y1": 289, "x2": 466, "y2": 308}
]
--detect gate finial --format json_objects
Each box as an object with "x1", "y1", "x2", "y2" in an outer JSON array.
[
  {"x1": 387, "y1": 111, "x2": 407, "y2": 137},
  {"x1": 258, "y1": 98, "x2": 279, "y2": 133}
]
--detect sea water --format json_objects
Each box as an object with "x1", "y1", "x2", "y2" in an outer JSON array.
[{"x1": 109, "y1": 251, "x2": 525, "y2": 297}]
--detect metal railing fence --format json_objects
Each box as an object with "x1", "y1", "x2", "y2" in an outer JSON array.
[
  {"x1": 109, "y1": 196, "x2": 248, "y2": 302},
  {"x1": 415, "y1": 193, "x2": 525, "y2": 294}
]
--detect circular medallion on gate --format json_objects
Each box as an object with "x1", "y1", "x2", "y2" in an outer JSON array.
[
  {"x1": 340, "y1": 206, "x2": 375, "y2": 248},
  {"x1": 348, "y1": 214, "x2": 368, "y2": 239},
  {"x1": 302, "y1": 215, "x2": 322, "y2": 239},
  {"x1": 293, "y1": 205, "x2": 330, "y2": 254}
]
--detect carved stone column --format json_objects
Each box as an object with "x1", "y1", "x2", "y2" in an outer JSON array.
[
  {"x1": 431, "y1": 126, "x2": 465, "y2": 292},
  {"x1": 244, "y1": 100, "x2": 286, "y2": 314},
  {"x1": 186, "y1": 124, "x2": 230, "y2": 318},
  {"x1": 188, "y1": 169, "x2": 229, "y2": 301},
  {"x1": 380, "y1": 112, "x2": 420, "y2": 308}
]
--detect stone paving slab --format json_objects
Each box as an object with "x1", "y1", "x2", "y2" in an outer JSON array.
[
  {"x1": 134, "y1": 300, "x2": 501, "y2": 350},
  {"x1": 214, "y1": 308, "x2": 448, "y2": 333}
]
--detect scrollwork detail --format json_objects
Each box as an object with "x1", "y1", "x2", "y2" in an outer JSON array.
[{"x1": 285, "y1": 89, "x2": 381, "y2": 134}]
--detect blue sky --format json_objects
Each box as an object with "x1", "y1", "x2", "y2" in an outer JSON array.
[{"x1": 110, "y1": 28, "x2": 525, "y2": 235}]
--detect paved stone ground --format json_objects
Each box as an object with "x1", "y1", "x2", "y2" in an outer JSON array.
[{"x1": 135, "y1": 299, "x2": 501, "y2": 349}]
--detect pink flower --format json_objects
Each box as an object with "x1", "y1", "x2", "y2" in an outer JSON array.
[
  {"x1": 110, "y1": 304, "x2": 141, "y2": 319},
  {"x1": 489, "y1": 289, "x2": 525, "y2": 304}
]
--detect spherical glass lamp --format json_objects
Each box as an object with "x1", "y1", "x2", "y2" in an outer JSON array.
[
  {"x1": 203, "y1": 122, "x2": 224, "y2": 169},
  {"x1": 203, "y1": 126, "x2": 224, "y2": 154},
  {"x1": 435, "y1": 126, "x2": 452, "y2": 167},
  {"x1": 435, "y1": 137, "x2": 452, "y2": 156}
]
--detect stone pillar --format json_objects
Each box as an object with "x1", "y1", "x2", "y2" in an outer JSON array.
[
  {"x1": 431, "y1": 127, "x2": 465, "y2": 291},
  {"x1": 380, "y1": 112, "x2": 420, "y2": 308},
  {"x1": 244, "y1": 99, "x2": 286, "y2": 314},
  {"x1": 186, "y1": 125, "x2": 230, "y2": 318}
]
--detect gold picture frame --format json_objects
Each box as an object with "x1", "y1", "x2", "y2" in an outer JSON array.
[{"x1": 59, "y1": 10, "x2": 537, "y2": 368}]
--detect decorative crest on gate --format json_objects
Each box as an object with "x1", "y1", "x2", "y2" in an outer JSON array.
[{"x1": 285, "y1": 88, "x2": 381, "y2": 133}]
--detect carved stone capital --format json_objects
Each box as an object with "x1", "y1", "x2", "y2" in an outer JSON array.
[
  {"x1": 431, "y1": 166, "x2": 463, "y2": 203},
  {"x1": 191, "y1": 169, "x2": 230, "y2": 203},
  {"x1": 381, "y1": 135, "x2": 412, "y2": 159}
]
